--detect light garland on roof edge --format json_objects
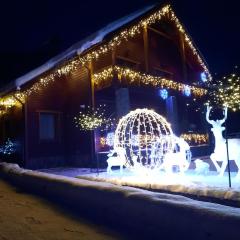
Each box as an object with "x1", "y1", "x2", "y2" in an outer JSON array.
[
  {"x1": 93, "y1": 66, "x2": 207, "y2": 97},
  {"x1": 78, "y1": 5, "x2": 211, "y2": 80},
  {"x1": 0, "y1": 4, "x2": 211, "y2": 109}
]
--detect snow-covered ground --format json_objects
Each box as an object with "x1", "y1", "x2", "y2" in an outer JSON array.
[
  {"x1": 76, "y1": 169, "x2": 240, "y2": 203},
  {"x1": 0, "y1": 179, "x2": 125, "y2": 240}
]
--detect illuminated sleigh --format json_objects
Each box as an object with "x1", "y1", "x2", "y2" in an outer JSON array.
[{"x1": 151, "y1": 136, "x2": 191, "y2": 174}]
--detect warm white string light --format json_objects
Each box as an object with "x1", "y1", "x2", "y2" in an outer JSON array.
[
  {"x1": 93, "y1": 66, "x2": 207, "y2": 97},
  {"x1": 1, "y1": 4, "x2": 211, "y2": 111},
  {"x1": 74, "y1": 105, "x2": 115, "y2": 131},
  {"x1": 208, "y1": 73, "x2": 240, "y2": 112},
  {"x1": 114, "y1": 108, "x2": 174, "y2": 169},
  {"x1": 180, "y1": 133, "x2": 208, "y2": 145}
]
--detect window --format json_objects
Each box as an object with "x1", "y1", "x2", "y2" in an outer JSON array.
[{"x1": 39, "y1": 113, "x2": 57, "y2": 141}]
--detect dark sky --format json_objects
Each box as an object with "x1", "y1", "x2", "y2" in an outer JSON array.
[{"x1": 0, "y1": 0, "x2": 239, "y2": 86}]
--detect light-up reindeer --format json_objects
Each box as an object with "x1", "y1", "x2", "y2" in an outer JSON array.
[
  {"x1": 161, "y1": 136, "x2": 191, "y2": 174},
  {"x1": 206, "y1": 105, "x2": 240, "y2": 178}
]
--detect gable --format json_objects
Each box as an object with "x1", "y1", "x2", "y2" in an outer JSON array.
[{"x1": 0, "y1": 4, "x2": 211, "y2": 106}]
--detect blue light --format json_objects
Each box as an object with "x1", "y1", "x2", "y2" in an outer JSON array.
[
  {"x1": 159, "y1": 89, "x2": 168, "y2": 100},
  {"x1": 201, "y1": 72, "x2": 207, "y2": 82},
  {"x1": 183, "y1": 86, "x2": 191, "y2": 97}
]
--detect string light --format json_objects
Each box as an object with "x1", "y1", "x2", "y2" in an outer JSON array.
[
  {"x1": 78, "y1": 5, "x2": 211, "y2": 81},
  {"x1": 74, "y1": 105, "x2": 115, "y2": 131},
  {"x1": 0, "y1": 4, "x2": 211, "y2": 111},
  {"x1": 180, "y1": 133, "x2": 208, "y2": 145},
  {"x1": 0, "y1": 139, "x2": 18, "y2": 155},
  {"x1": 93, "y1": 66, "x2": 207, "y2": 97},
  {"x1": 114, "y1": 108, "x2": 174, "y2": 169},
  {"x1": 100, "y1": 137, "x2": 107, "y2": 147},
  {"x1": 0, "y1": 97, "x2": 17, "y2": 108},
  {"x1": 208, "y1": 72, "x2": 240, "y2": 111},
  {"x1": 0, "y1": 97, "x2": 19, "y2": 115}
]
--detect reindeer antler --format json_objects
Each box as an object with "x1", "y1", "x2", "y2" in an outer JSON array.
[
  {"x1": 206, "y1": 105, "x2": 214, "y2": 124},
  {"x1": 220, "y1": 106, "x2": 228, "y2": 124}
]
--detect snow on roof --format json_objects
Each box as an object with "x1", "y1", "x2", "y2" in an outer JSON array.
[{"x1": 8, "y1": 4, "x2": 156, "y2": 91}]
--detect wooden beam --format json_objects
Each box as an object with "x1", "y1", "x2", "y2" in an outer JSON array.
[
  {"x1": 179, "y1": 32, "x2": 187, "y2": 82},
  {"x1": 153, "y1": 66, "x2": 173, "y2": 76},
  {"x1": 111, "y1": 46, "x2": 116, "y2": 66},
  {"x1": 148, "y1": 26, "x2": 173, "y2": 41},
  {"x1": 88, "y1": 61, "x2": 95, "y2": 109},
  {"x1": 143, "y1": 26, "x2": 149, "y2": 72},
  {"x1": 116, "y1": 55, "x2": 141, "y2": 65}
]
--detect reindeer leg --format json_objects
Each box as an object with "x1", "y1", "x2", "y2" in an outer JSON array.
[
  {"x1": 179, "y1": 164, "x2": 185, "y2": 175},
  {"x1": 219, "y1": 161, "x2": 228, "y2": 177},
  {"x1": 234, "y1": 160, "x2": 240, "y2": 179},
  {"x1": 107, "y1": 165, "x2": 110, "y2": 173},
  {"x1": 120, "y1": 165, "x2": 123, "y2": 174},
  {"x1": 210, "y1": 154, "x2": 221, "y2": 172}
]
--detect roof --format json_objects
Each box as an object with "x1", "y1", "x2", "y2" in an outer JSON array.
[
  {"x1": 0, "y1": 3, "x2": 211, "y2": 96},
  {"x1": 0, "y1": 4, "x2": 156, "y2": 96}
]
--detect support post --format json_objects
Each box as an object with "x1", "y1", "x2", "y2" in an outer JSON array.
[
  {"x1": 225, "y1": 119, "x2": 232, "y2": 188},
  {"x1": 115, "y1": 88, "x2": 130, "y2": 119},
  {"x1": 166, "y1": 96, "x2": 179, "y2": 135},
  {"x1": 179, "y1": 32, "x2": 187, "y2": 82},
  {"x1": 88, "y1": 62, "x2": 99, "y2": 174},
  {"x1": 13, "y1": 95, "x2": 27, "y2": 167},
  {"x1": 143, "y1": 26, "x2": 149, "y2": 72}
]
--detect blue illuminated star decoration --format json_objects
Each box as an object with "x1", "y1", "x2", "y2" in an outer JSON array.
[
  {"x1": 183, "y1": 85, "x2": 191, "y2": 97},
  {"x1": 159, "y1": 88, "x2": 168, "y2": 100},
  {"x1": 201, "y1": 72, "x2": 208, "y2": 82}
]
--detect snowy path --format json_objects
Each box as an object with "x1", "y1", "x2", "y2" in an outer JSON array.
[{"x1": 0, "y1": 179, "x2": 125, "y2": 240}]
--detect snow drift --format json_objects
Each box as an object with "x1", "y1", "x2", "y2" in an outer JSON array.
[{"x1": 0, "y1": 162, "x2": 240, "y2": 240}]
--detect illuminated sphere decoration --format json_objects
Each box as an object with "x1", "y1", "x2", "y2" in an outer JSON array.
[{"x1": 114, "y1": 108, "x2": 174, "y2": 170}]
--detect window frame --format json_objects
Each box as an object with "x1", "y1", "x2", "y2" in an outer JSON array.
[{"x1": 37, "y1": 110, "x2": 62, "y2": 143}]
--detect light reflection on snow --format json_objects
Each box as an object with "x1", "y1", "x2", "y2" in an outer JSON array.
[{"x1": 77, "y1": 169, "x2": 240, "y2": 201}]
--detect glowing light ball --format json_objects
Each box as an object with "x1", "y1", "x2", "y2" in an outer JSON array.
[{"x1": 114, "y1": 108, "x2": 174, "y2": 169}]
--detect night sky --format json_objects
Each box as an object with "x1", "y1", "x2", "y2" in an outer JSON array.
[{"x1": 0, "y1": 0, "x2": 239, "y2": 86}]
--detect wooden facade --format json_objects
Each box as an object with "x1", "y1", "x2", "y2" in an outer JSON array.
[{"x1": 0, "y1": 4, "x2": 211, "y2": 169}]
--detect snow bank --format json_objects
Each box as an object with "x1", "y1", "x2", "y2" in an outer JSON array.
[
  {"x1": 0, "y1": 162, "x2": 240, "y2": 240},
  {"x1": 77, "y1": 170, "x2": 240, "y2": 203}
]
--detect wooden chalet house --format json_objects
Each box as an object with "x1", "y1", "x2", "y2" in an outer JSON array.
[{"x1": 0, "y1": 4, "x2": 211, "y2": 169}]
